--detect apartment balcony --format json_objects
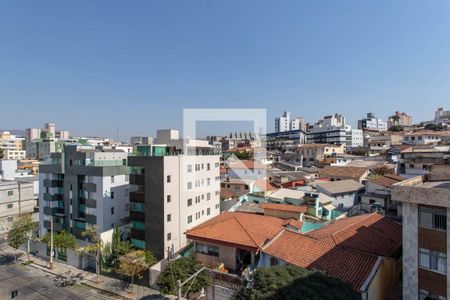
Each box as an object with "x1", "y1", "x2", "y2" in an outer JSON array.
[
  {"x1": 43, "y1": 179, "x2": 63, "y2": 188},
  {"x1": 81, "y1": 182, "x2": 97, "y2": 193},
  {"x1": 43, "y1": 220, "x2": 64, "y2": 232},
  {"x1": 85, "y1": 198, "x2": 97, "y2": 208},
  {"x1": 86, "y1": 214, "x2": 97, "y2": 224},
  {"x1": 130, "y1": 191, "x2": 145, "y2": 203},
  {"x1": 130, "y1": 211, "x2": 145, "y2": 222},
  {"x1": 131, "y1": 228, "x2": 146, "y2": 241},
  {"x1": 130, "y1": 174, "x2": 145, "y2": 185},
  {"x1": 43, "y1": 193, "x2": 63, "y2": 201}
]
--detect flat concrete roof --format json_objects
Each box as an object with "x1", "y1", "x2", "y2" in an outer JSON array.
[{"x1": 417, "y1": 181, "x2": 450, "y2": 190}]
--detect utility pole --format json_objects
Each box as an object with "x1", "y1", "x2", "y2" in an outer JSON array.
[
  {"x1": 176, "y1": 267, "x2": 206, "y2": 300},
  {"x1": 49, "y1": 217, "x2": 54, "y2": 270}
]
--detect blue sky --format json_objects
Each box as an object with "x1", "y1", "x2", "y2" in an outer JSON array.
[{"x1": 1, "y1": 0, "x2": 449, "y2": 139}]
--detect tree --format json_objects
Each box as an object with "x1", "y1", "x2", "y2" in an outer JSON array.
[
  {"x1": 157, "y1": 256, "x2": 211, "y2": 298},
  {"x1": 8, "y1": 214, "x2": 38, "y2": 262},
  {"x1": 80, "y1": 226, "x2": 103, "y2": 283},
  {"x1": 41, "y1": 231, "x2": 77, "y2": 260},
  {"x1": 388, "y1": 125, "x2": 403, "y2": 132},
  {"x1": 102, "y1": 227, "x2": 132, "y2": 271},
  {"x1": 425, "y1": 123, "x2": 445, "y2": 131},
  {"x1": 116, "y1": 250, "x2": 156, "y2": 293},
  {"x1": 234, "y1": 265, "x2": 359, "y2": 300}
]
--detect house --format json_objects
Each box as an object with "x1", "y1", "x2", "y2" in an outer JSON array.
[
  {"x1": 315, "y1": 180, "x2": 365, "y2": 210},
  {"x1": 296, "y1": 144, "x2": 345, "y2": 167},
  {"x1": 361, "y1": 174, "x2": 405, "y2": 214},
  {"x1": 267, "y1": 170, "x2": 312, "y2": 188},
  {"x1": 319, "y1": 166, "x2": 371, "y2": 183},
  {"x1": 226, "y1": 160, "x2": 266, "y2": 179},
  {"x1": 403, "y1": 130, "x2": 450, "y2": 145},
  {"x1": 185, "y1": 212, "x2": 294, "y2": 274},
  {"x1": 259, "y1": 203, "x2": 306, "y2": 221},
  {"x1": 259, "y1": 213, "x2": 402, "y2": 300},
  {"x1": 399, "y1": 146, "x2": 450, "y2": 177}
]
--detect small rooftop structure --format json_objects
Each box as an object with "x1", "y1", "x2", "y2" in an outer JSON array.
[{"x1": 316, "y1": 180, "x2": 365, "y2": 195}]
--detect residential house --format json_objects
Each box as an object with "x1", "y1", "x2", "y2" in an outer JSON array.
[
  {"x1": 399, "y1": 146, "x2": 450, "y2": 177},
  {"x1": 319, "y1": 166, "x2": 371, "y2": 183},
  {"x1": 315, "y1": 180, "x2": 365, "y2": 211},
  {"x1": 296, "y1": 144, "x2": 345, "y2": 167},
  {"x1": 361, "y1": 174, "x2": 405, "y2": 214}
]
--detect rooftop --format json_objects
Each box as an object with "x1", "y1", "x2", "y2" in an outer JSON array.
[
  {"x1": 316, "y1": 180, "x2": 365, "y2": 195},
  {"x1": 269, "y1": 188, "x2": 306, "y2": 201},
  {"x1": 260, "y1": 203, "x2": 307, "y2": 213},
  {"x1": 369, "y1": 174, "x2": 405, "y2": 188},
  {"x1": 417, "y1": 181, "x2": 450, "y2": 190},
  {"x1": 319, "y1": 166, "x2": 369, "y2": 181}
]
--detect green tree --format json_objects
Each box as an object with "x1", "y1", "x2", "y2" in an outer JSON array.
[
  {"x1": 425, "y1": 123, "x2": 445, "y2": 131},
  {"x1": 102, "y1": 227, "x2": 132, "y2": 271},
  {"x1": 234, "y1": 151, "x2": 252, "y2": 160},
  {"x1": 234, "y1": 265, "x2": 359, "y2": 300},
  {"x1": 156, "y1": 256, "x2": 210, "y2": 298},
  {"x1": 41, "y1": 231, "x2": 77, "y2": 260},
  {"x1": 116, "y1": 250, "x2": 156, "y2": 293},
  {"x1": 80, "y1": 226, "x2": 103, "y2": 283},
  {"x1": 388, "y1": 125, "x2": 404, "y2": 132},
  {"x1": 8, "y1": 214, "x2": 38, "y2": 262}
]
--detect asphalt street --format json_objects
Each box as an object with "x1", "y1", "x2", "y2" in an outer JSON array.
[{"x1": 0, "y1": 246, "x2": 119, "y2": 300}]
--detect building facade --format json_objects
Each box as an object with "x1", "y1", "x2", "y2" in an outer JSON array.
[
  {"x1": 387, "y1": 111, "x2": 413, "y2": 127},
  {"x1": 39, "y1": 145, "x2": 130, "y2": 239},
  {"x1": 358, "y1": 113, "x2": 388, "y2": 131},
  {"x1": 128, "y1": 152, "x2": 220, "y2": 259},
  {"x1": 275, "y1": 111, "x2": 306, "y2": 133},
  {"x1": 392, "y1": 165, "x2": 450, "y2": 300}
]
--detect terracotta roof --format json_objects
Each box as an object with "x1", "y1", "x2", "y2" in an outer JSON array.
[
  {"x1": 228, "y1": 160, "x2": 266, "y2": 170},
  {"x1": 369, "y1": 174, "x2": 405, "y2": 188},
  {"x1": 319, "y1": 166, "x2": 369, "y2": 181},
  {"x1": 220, "y1": 189, "x2": 235, "y2": 200},
  {"x1": 185, "y1": 212, "x2": 285, "y2": 251},
  {"x1": 262, "y1": 230, "x2": 378, "y2": 291},
  {"x1": 253, "y1": 179, "x2": 278, "y2": 191},
  {"x1": 260, "y1": 203, "x2": 307, "y2": 213},
  {"x1": 307, "y1": 213, "x2": 402, "y2": 257}
]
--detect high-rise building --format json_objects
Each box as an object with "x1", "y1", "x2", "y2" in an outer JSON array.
[
  {"x1": 39, "y1": 145, "x2": 130, "y2": 238},
  {"x1": 275, "y1": 111, "x2": 306, "y2": 133},
  {"x1": 307, "y1": 114, "x2": 363, "y2": 149},
  {"x1": 45, "y1": 122, "x2": 56, "y2": 138},
  {"x1": 392, "y1": 164, "x2": 450, "y2": 300},
  {"x1": 56, "y1": 130, "x2": 70, "y2": 140},
  {"x1": 435, "y1": 107, "x2": 450, "y2": 124},
  {"x1": 130, "y1": 136, "x2": 153, "y2": 145},
  {"x1": 387, "y1": 111, "x2": 412, "y2": 127},
  {"x1": 0, "y1": 131, "x2": 26, "y2": 160},
  {"x1": 357, "y1": 113, "x2": 388, "y2": 131},
  {"x1": 128, "y1": 138, "x2": 220, "y2": 259}
]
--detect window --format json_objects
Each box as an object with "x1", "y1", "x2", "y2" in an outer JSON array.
[
  {"x1": 207, "y1": 193, "x2": 211, "y2": 201},
  {"x1": 167, "y1": 195, "x2": 171, "y2": 203},
  {"x1": 111, "y1": 191, "x2": 114, "y2": 199},
  {"x1": 167, "y1": 175, "x2": 171, "y2": 183},
  {"x1": 132, "y1": 221, "x2": 145, "y2": 230},
  {"x1": 207, "y1": 208, "x2": 210, "y2": 215},
  {"x1": 125, "y1": 189, "x2": 129, "y2": 197},
  {"x1": 207, "y1": 163, "x2": 210, "y2": 171},
  {"x1": 7, "y1": 204, "x2": 13, "y2": 209},
  {"x1": 419, "y1": 248, "x2": 446, "y2": 274},
  {"x1": 111, "y1": 176, "x2": 114, "y2": 183},
  {"x1": 187, "y1": 165, "x2": 192, "y2": 173},
  {"x1": 131, "y1": 238, "x2": 145, "y2": 249},
  {"x1": 167, "y1": 214, "x2": 171, "y2": 222},
  {"x1": 187, "y1": 198, "x2": 192, "y2": 206},
  {"x1": 167, "y1": 233, "x2": 171, "y2": 241},
  {"x1": 195, "y1": 242, "x2": 219, "y2": 257},
  {"x1": 270, "y1": 256, "x2": 279, "y2": 266},
  {"x1": 130, "y1": 202, "x2": 144, "y2": 212},
  {"x1": 111, "y1": 207, "x2": 115, "y2": 215},
  {"x1": 7, "y1": 191, "x2": 13, "y2": 196},
  {"x1": 215, "y1": 162, "x2": 219, "y2": 168},
  {"x1": 187, "y1": 182, "x2": 192, "y2": 190},
  {"x1": 207, "y1": 178, "x2": 210, "y2": 186},
  {"x1": 419, "y1": 206, "x2": 447, "y2": 230},
  {"x1": 187, "y1": 215, "x2": 192, "y2": 224}
]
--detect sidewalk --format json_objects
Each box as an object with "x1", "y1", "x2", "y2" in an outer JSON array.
[{"x1": 15, "y1": 249, "x2": 165, "y2": 300}]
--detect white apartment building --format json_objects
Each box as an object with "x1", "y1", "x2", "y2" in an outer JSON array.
[
  {"x1": 307, "y1": 114, "x2": 363, "y2": 149},
  {"x1": 0, "y1": 131, "x2": 25, "y2": 158},
  {"x1": 358, "y1": 113, "x2": 388, "y2": 131},
  {"x1": 129, "y1": 144, "x2": 220, "y2": 259},
  {"x1": 275, "y1": 111, "x2": 305, "y2": 133}
]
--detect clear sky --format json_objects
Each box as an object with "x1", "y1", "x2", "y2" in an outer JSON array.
[{"x1": 1, "y1": 0, "x2": 449, "y2": 139}]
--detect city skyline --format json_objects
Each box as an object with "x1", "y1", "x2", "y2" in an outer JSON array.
[{"x1": 1, "y1": 1, "x2": 450, "y2": 138}]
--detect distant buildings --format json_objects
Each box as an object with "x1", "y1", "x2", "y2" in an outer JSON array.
[
  {"x1": 26, "y1": 122, "x2": 71, "y2": 160},
  {"x1": 127, "y1": 129, "x2": 220, "y2": 259},
  {"x1": 130, "y1": 136, "x2": 153, "y2": 145},
  {"x1": 387, "y1": 111, "x2": 412, "y2": 127},
  {"x1": 307, "y1": 114, "x2": 363, "y2": 149},
  {"x1": 435, "y1": 107, "x2": 450, "y2": 124},
  {"x1": 358, "y1": 112, "x2": 387, "y2": 131},
  {"x1": 0, "y1": 131, "x2": 26, "y2": 160},
  {"x1": 295, "y1": 144, "x2": 345, "y2": 167},
  {"x1": 392, "y1": 164, "x2": 450, "y2": 300},
  {"x1": 39, "y1": 145, "x2": 130, "y2": 239},
  {"x1": 275, "y1": 111, "x2": 306, "y2": 133}
]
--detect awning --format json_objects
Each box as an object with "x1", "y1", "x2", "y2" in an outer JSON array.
[{"x1": 323, "y1": 204, "x2": 336, "y2": 211}]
